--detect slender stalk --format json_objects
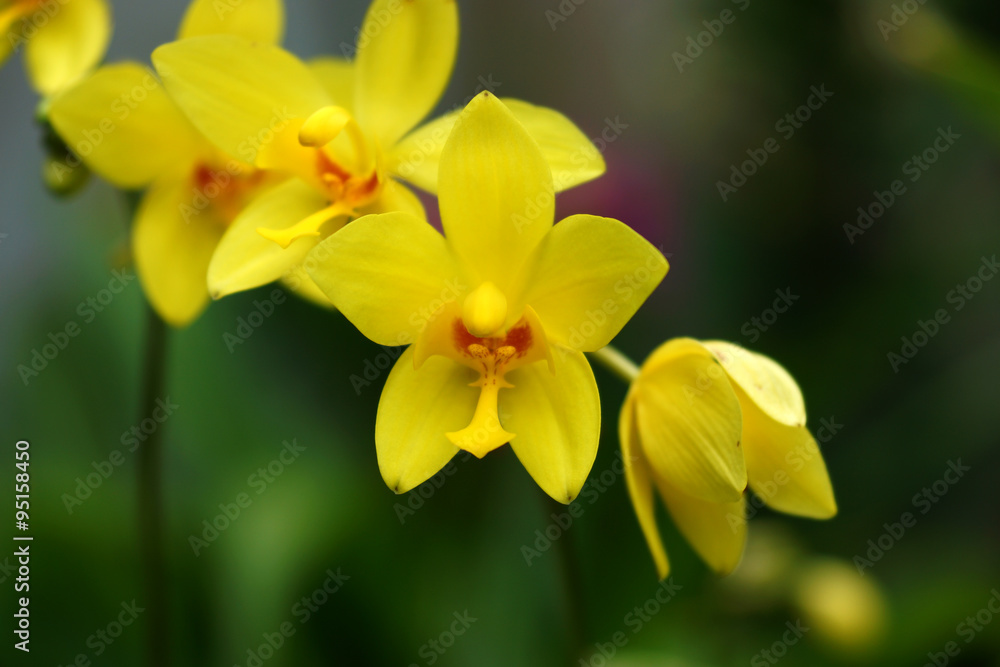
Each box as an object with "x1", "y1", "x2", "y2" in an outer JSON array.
[
  {"x1": 554, "y1": 345, "x2": 639, "y2": 661},
  {"x1": 588, "y1": 345, "x2": 641, "y2": 384},
  {"x1": 544, "y1": 493, "x2": 589, "y2": 665},
  {"x1": 136, "y1": 304, "x2": 169, "y2": 667}
]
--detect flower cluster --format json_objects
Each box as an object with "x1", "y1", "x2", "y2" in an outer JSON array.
[{"x1": 9, "y1": 0, "x2": 835, "y2": 579}]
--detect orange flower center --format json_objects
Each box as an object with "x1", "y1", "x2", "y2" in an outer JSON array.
[
  {"x1": 256, "y1": 106, "x2": 383, "y2": 249},
  {"x1": 415, "y1": 300, "x2": 552, "y2": 458}
]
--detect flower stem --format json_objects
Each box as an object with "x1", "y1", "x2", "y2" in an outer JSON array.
[
  {"x1": 588, "y1": 345, "x2": 641, "y2": 384},
  {"x1": 136, "y1": 303, "x2": 169, "y2": 667},
  {"x1": 544, "y1": 493, "x2": 589, "y2": 664}
]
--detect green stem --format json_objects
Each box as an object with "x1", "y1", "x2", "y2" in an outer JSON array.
[
  {"x1": 544, "y1": 493, "x2": 589, "y2": 665},
  {"x1": 137, "y1": 303, "x2": 169, "y2": 667},
  {"x1": 588, "y1": 345, "x2": 641, "y2": 384}
]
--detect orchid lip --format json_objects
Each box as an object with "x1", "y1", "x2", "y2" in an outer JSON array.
[{"x1": 439, "y1": 311, "x2": 551, "y2": 457}]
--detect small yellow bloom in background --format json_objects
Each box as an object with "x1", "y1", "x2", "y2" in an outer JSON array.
[
  {"x1": 0, "y1": 0, "x2": 111, "y2": 96},
  {"x1": 305, "y1": 91, "x2": 668, "y2": 503},
  {"x1": 723, "y1": 526, "x2": 887, "y2": 650},
  {"x1": 47, "y1": 0, "x2": 286, "y2": 326},
  {"x1": 151, "y1": 0, "x2": 606, "y2": 305},
  {"x1": 621, "y1": 338, "x2": 836, "y2": 579},
  {"x1": 793, "y1": 559, "x2": 887, "y2": 650}
]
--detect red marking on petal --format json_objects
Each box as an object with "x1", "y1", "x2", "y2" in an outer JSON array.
[
  {"x1": 452, "y1": 316, "x2": 534, "y2": 363},
  {"x1": 189, "y1": 162, "x2": 268, "y2": 225},
  {"x1": 452, "y1": 318, "x2": 481, "y2": 355},
  {"x1": 193, "y1": 164, "x2": 214, "y2": 189},
  {"x1": 502, "y1": 322, "x2": 532, "y2": 358}
]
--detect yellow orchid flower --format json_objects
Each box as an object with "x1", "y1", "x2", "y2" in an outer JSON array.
[
  {"x1": 0, "y1": 0, "x2": 111, "y2": 96},
  {"x1": 150, "y1": 0, "x2": 606, "y2": 303},
  {"x1": 303, "y1": 91, "x2": 668, "y2": 503},
  {"x1": 47, "y1": 0, "x2": 286, "y2": 326},
  {"x1": 618, "y1": 338, "x2": 837, "y2": 579}
]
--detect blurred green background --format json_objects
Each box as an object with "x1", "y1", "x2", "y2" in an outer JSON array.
[{"x1": 2, "y1": 0, "x2": 999, "y2": 665}]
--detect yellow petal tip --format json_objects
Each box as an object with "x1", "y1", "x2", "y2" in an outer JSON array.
[
  {"x1": 817, "y1": 500, "x2": 838, "y2": 520},
  {"x1": 384, "y1": 474, "x2": 417, "y2": 496},
  {"x1": 208, "y1": 281, "x2": 236, "y2": 301}
]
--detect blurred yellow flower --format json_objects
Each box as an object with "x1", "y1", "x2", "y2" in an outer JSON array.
[
  {"x1": 619, "y1": 339, "x2": 836, "y2": 578},
  {"x1": 151, "y1": 0, "x2": 606, "y2": 304},
  {"x1": 0, "y1": 0, "x2": 111, "y2": 96},
  {"x1": 793, "y1": 559, "x2": 887, "y2": 650},
  {"x1": 47, "y1": 0, "x2": 286, "y2": 326},
  {"x1": 305, "y1": 91, "x2": 668, "y2": 503}
]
